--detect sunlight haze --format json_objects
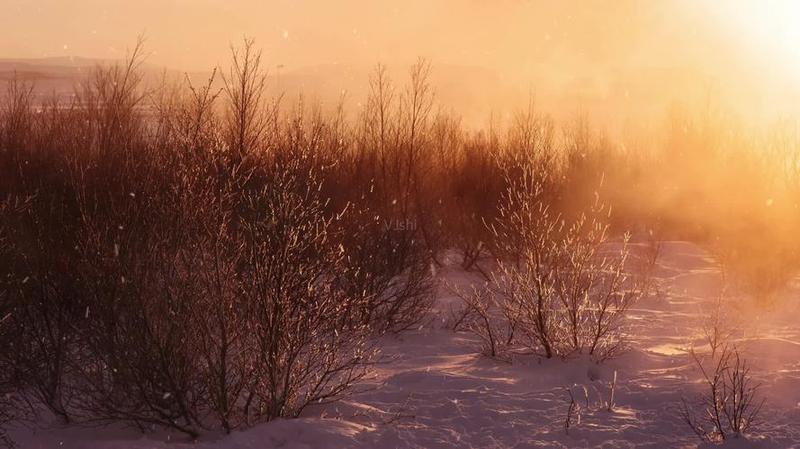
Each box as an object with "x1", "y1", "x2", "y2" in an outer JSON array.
[{"x1": 4, "y1": 0, "x2": 800, "y2": 129}]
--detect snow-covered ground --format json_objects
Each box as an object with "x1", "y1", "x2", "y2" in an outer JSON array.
[{"x1": 10, "y1": 242, "x2": 800, "y2": 448}]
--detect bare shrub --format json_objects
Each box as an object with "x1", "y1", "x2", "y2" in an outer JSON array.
[
  {"x1": 335, "y1": 200, "x2": 434, "y2": 333},
  {"x1": 237, "y1": 160, "x2": 375, "y2": 420},
  {"x1": 487, "y1": 102, "x2": 560, "y2": 263},
  {"x1": 447, "y1": 282, "x2": 515, "y2": 359},
  {"x1": 221, "y1": 38, "x2": 272, "y2": 162},
  {"x1": 682, "y1": 345, "x2": 764, "y2": 443},
  {"x1": 78, "y1": 37, "x2": 148, "y2": 159},
  {"x1": 331, "y1": 62, "x2": 437, "y2": 333},
  {"x1": 1, "y1": 169, "x2": 81, "y2": 424},
  {"x1": 490, "y1": 165, "x2": 635, "y2": 360},
  {"x1": 1, "y1": 76, "x2": 34, "y2": 154},
  {"x1": 65, "y1": 120, "x2": 374, "y2": 437},
  {"x1": 631, "y1": 229, "x2": 663, "y2": 299},
  {"x1": 0, "y1": 72, "x2": 87, "y2": 425},
  {"x1": 701, "y1": 290, "x2": 734, "y2": 360},
  {"x1": 400, "y1": 59, "x2": 446, "y2": 263},
  {"x1": 183, "y1": 167, "x2": 251, "y2": 434},
  {"x1": 32, "y1": 43, "x2": 201, "y2": 433},
  {"x1": 452, "y1": 151, "x2": 636, "y2": 362},
  {"x1": 443, "y1": 133, "x2": 505, "y2": 271},
  {"x1": 61, "y1": 87, "x2": 207, "y2": 435},
  {"x1": 150, "y1": 72, "x2": 257, "y2": 434}
]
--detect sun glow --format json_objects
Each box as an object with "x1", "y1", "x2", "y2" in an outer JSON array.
[{"x1": 710, "y1": 0, "x2": 800, "y2": 79}]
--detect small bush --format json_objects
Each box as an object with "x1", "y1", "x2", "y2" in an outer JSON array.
[
  {"x1": 448, "y1": 281, "x2": 516, "y2": 359},
  {"x1": 336, "y1": 200, "x2": 435, "y2": 333},
  {"x1": 237, "y1": 159, "x2": 376, "y2": 421},
  {"x1": 682, "y1": 345, "x2": 764, "y2": 443},
  {"x1": 492, "y1": 164, "x2": 635, "y2": 360}
]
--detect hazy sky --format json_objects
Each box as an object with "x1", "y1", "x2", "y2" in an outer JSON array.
[
  {"x1": 4, "y1": 0, "x2": 800, "y2": 127},
  {"x1": 0, "y1": 1, "x2": 768, "y2": 70},
  {"x1": 5, "y1": 1, "x2": 644, "y2": 69}
]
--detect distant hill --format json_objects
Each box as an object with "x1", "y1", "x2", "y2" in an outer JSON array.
[
  {"x1": 0, "y1": 57, "x2": 522, "y2": 127},
  {"x1": 0, "y1": 57, "x2": 104, "y2": 100},
  {"x1": 0, "y1": 57, "x2": 103, "y2": 80},
  {"x1": 0, "y1": 57, "x2": 723, "y2": 133}
]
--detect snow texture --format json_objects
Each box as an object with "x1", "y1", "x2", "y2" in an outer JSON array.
[{"x1": 10, "y1": 242, "x2": 800, "y2": 448}]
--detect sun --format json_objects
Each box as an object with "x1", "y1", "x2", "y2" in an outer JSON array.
[{"x1": 711, "y1": 0, "x2": 800, "y2": 78}]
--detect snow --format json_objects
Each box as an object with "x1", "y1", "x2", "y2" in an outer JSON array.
[{"x1": 10, "y1": 242, "x2": 800, "y2": 448}]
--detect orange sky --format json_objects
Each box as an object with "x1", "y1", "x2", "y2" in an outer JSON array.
[
  {"x1": 1, "y1": 1, "x2": 724, "y2": 71},
  {"x1": 3, "y1": 0, "x2": 800, "y2": 129}
]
